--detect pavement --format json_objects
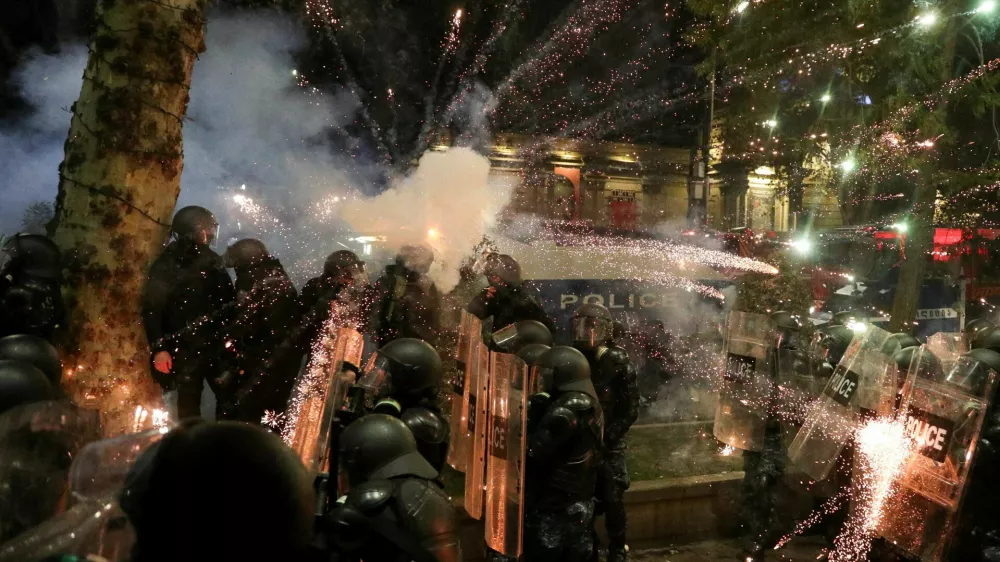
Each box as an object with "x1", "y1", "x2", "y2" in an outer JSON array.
[{"x1": 632, "y1": 536, "x2": 829, "y2": 562}]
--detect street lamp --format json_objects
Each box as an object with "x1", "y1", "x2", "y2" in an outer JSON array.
[
  {"x1": 978, "y1": 0, "x2": 996, "y2": 13},
  {"x1": 820, "y1": 93, "x2": 832, "y2": 103},
  {"x1": 916, "y1": 12, "x2": 937, "y2": 26},
  {"x1": 735, "y1": 1, "x2": 750, "y2": 13},
  {"x1": 764, "y1": 119, "x2": 777, "y2": 128},
  {"x1": 839, "y1": 158, "x2": 856, "y2": 173}
]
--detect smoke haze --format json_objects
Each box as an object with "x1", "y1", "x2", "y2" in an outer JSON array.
[{"x1": 0, "y1": 11, "x2": 509, "y2": 290}]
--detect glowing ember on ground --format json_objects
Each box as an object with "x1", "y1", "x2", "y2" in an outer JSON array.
[{"x1": 719, "y1": 444, "x2": 737, "y2": 456}]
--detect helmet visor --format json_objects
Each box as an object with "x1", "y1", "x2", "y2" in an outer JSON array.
[
  {"x1": 572, "y1": 316, "x2": 611, "y2": 348},
  {"x1": 357, "y1": 353, "x2": 394, "y2": 396},
  {"x1": 492, "y1": 323, "x2": 521, "y2": 352}
]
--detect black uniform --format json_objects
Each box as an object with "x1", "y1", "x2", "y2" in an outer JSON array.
[
  {"x1": 468, "y1": 283, "x2": 553, "y2": 334},
  {"x1": 586, "y1": 345, "x2": 639, "y2": 560},
  {"x1": 372, "y1": 263, "x2": 442, "y2": 348},
  {"x1": 330, "y1": 414, "x2": 461, "y2": 562},
  {"x1": 141, "y1": 241, "x2": 235, "y2": 419},
  {"x1": 570, "y1": 302, "x2": 638, "y2": 562},
  {"x1": 224, "y1": 256, "x2": 300, "y2": 423},
  {"x1": 524, "y1": 346, "x2": 604, "y2": 562},
  {"x1": 0, "y1": 235, "x2": 64, "y2": 341}
]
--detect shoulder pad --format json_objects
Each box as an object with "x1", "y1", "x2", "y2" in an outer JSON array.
[
  {"x1": 401, "y1": 407, "x2": 449, "y2": 444},
  {"x1": 346, "y1": 479, "x2": 395, "y2": 515},
  {"x1": 554, "y1": 391, "x2": 598, "y2": 412},
  {"x1": 598, "y1": 346, "x2": 630, "y2": 365}
]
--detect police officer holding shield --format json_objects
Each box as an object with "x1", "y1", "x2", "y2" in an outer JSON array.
[{"x1": 570, "y1": 302, "x2": 638, "y2": 562}]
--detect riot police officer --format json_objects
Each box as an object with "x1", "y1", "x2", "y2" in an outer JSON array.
[
  {"x1": 329, "y1": 414, "x2": 461, "y2": 562},
  {"x1": 141, "y1": 206, "x2": 236, "y2": 420},
  {"x1": 221, "y1": 239, "x2": 300, "y2": 423},
  {"x1": 120, "y1": 421, "x2": 315, "y2": 562},
  {"x1": 0, "y1": 234, "x2": 64, "y2": 340},
  {"x1": 966, "y1": 318, "x2": 996, "y2": 346},
  {"x1": 360, "y1": 338, "x2": 449, "y2": 472},
  {"x1": 972, "y1": 325, "x2": 1000, "y2": 354},
  {"x1": 372, "y1": 245, "x2": 442, "y2": 347},
  {"x1": 467, "y1": 253, "x2": 554, "y2": 333},
  {"x1": 299, "y1": 250, "x2": 368, "y2": 347},
  {"x1": 569, "y1": 303, "x2": 637, "y2": 562},
  {"x1": 524, "y1": 345, "x2": 604, "y2": 562}
]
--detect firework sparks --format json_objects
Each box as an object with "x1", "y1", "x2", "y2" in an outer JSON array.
[{"x1": 828, "y1": 418, "x2": 914, "y2": 562}]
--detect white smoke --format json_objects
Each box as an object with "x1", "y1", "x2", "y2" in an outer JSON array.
[
  {"x1": 0, "y1": 11, "x2": 511, "y2": 290},
  {"x1": 344, "y1": 147, "x2": 513, "y2": 291}
]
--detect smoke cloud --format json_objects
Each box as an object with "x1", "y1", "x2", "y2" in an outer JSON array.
[
  {"x1": 0, "y1": 11, "x2": 509, "y2": 290},
  {"x1": 344, "y1": 147, "x2": 513, "y2": 291}
]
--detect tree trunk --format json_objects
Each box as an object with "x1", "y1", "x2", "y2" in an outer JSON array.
[
  {"x1": 49, "y1": 0, "x2": 207, "y2": 435},
  {"x1": 888, "y1": 16, "x2": 956, "y2": 334},
  {"x1": 888, "y1": 179, "x2": 936, "y2": 332}
]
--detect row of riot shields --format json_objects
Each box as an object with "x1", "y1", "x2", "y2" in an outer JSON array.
[
  {"x1": 448, "y1": 311, "x2": 528, "y2": 558},
  {"x1": 713, "y1": 308, "x2": 1000, "y2": 561}
]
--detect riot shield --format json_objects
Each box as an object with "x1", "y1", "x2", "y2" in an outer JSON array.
[
  {"x1": 464, "y1": 331, "x2": 490, "y2": 519},
  {"x1": 283, "y1": 327, "x2": 364, "y2": 473},
  {"x1": 777, "y1": 346, "x2": 825, "y2": 450},
  {"x1": 0, "y1": 402, "x2": 102, "y2": 548},
  {"x1": 485, "y1": 352, "x2": 528, "y2": 557},
  {"x1": 714, "y1": 311, "x2": 777, "y2": 452},
  {"x1": 927, "y1": 332, "x2": 967, "y2": 373},
  {"x1": 0, "y1": 427, "x2": 171, "y2": 562},
  {"x1": 787, "y1": 325, "x2": 894, "y2": 482},
  {"x1": 447, "y1": 311, "x2": 480, "y2": 472},
  {"x1": 876, "y1": 350, "x2": 998, "y2": 562}
]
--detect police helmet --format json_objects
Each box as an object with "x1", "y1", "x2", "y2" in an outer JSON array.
[
  {"x1": 891, "y1": 345, "x2": 920, "y2": 375},
  {"x1": 535, "y1": 346, "x2": 594, "y2": 396},
  {"x1": 222, "y1": 238, "x2": 270, "y2": 269},
  {"x1": 516, "y1": 343, "x2": 551, "y2": 366},
  {"x1": 0, "y1": 335, "x2": 62, "y2": 385},
  {"x1": 883, "y1": 332, "x2": 921, "y2": 356},
  {"x1": 971, "y1": 326, "x2": 1000, "y2": 354},
  {"x1": 171, "y1": 206, "x2": 219, "y2": 247},
  {"x1": 484, "y1": 254, "x2": 522, "y2": 286},
  {"x1": 120, "y1": 421, "x2": 313, "y2": 562},
  {"x1": 572, "y1": 302, "x2": 614, "y2": 349},
  {"x1": 1, "y1": 234, "x2": 61, "y2": 280},
  {"x1": 359, "y1": 338, "x2": 442, "y2": 399},
  {"x1": 965, "y1": 318, "x2": 996, "y2": 338},
  {"x1": 0, "y1": 360, "x2": 53, "y2": 415},
  {"x1": 339, "y1": 414, "x2": 438, "y2": 487}
]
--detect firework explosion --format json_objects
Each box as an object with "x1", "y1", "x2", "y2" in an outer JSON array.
[{"x1": 828, "y1": 418, "x2": 914, "y2": 562}]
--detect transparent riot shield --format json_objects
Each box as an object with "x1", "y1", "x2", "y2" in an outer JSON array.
[
  {"x1": 0, "y1": 401, "x2": 102, "y2": 550},
  {"x1": 0, "y1": 427, "x2": 172, "y2": 562},
  {"x1": 787, "y1": 325, "x2": 894, "y2": 481},
  {"x1": 448, "y1": 311, "x2": 481, "y2": 472},
  {"x1": 714, "y1": 311, "x2": 777, "y2": 452},
  {"x1": 485, "y1": 352, "x2": 528, "y2": 557},
  {"x1": 876, "y1": 350, "x2": 998, "y2": 562},
  {"x1": 464, "y1": 333, "x2": 490, "y2": 519},
  {"x1": 777, "y1": 346, "x2": 826, "y2": 450},
  {"x1": 927, "y1": 332, "x2": 967, "y2": 373},
  {"x1": 284, "y1": 327, "x2": 364, "y2": 473}
]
